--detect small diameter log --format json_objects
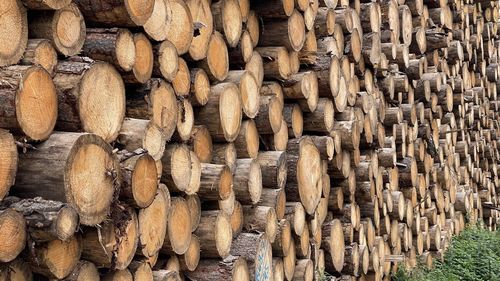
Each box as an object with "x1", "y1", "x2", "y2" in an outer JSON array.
[
  {"x1": 232, "y1": 119, "x2": 260, "y2": 159},
  {"x1": 197, "y1": 31, "x2": 229, "y2": 81},
  {"x1": 81, "y1": 28, "x2": 135, "y2": 72},
  {"x1": 128, "y1": 261, "x2": 152, "y2": 281},
  {"x1": 294, "y1": 259, "x2": 314, "y2": 281},
  {"x1": 254, "y1": 84, "x2": 284, "y2": 134},
  {"x1": 255, "y1": 47, "x2": 291, "y2": 80},
  {"x1": 242, "y1": 205, "x2": 278, "y2": 242},
  {"x1": 194, "y1": 211, "x2": 232, "y2": 258},
  {"x1": 0, "y1": 65, "x2": 57, "y2": 141},
  {"x1": 194, "y1": 82, "x2": 242, "y2": 142},
  {"x1": 233, "y1": 159, "x2": 263, "y2": 205},
  {"x1": 0, "y1": 130, "x2": 17, "y2": 200},
  {"x1": 75, "y1": 0, "x2": 154, "y2": 26},
  {"x1": 59, "y1": 260, "x2": 99, "y2": 281},
  {"x1": 28, "y1": 3, "x2": 86, "y2": 56},
  {"x1": 197, "y1": 163, "x2": 233, "y2": 201},
  {"x1": 259, "y1": 9, "x2": 306, "y2": 51},
  {"x1": 230, "y1": 233, "x2": 273, "y2": 281},
  {"x1": 1, "y1": 197, "x2": 78, "y2": 242},
  {"x1": 27, "y1": 235, "x2": 82, "y2": 279},
  {"x1": 20, "y1": 39, "x2": 58, "y2": 75},
  {"x1": 117, "y1": 118, "x2": 167, "y2": 161},
  {"x1": 302, "y1": 98, "x2": 335, "y2": 134},
  {"x1": 126, "y1": 79, "x2": 178, "y2": 140},
  {"x1": 287, "y1": 136, "x2": 323, "y2": 215},
  {"x1": 186, "y1": 0, "x2": 213, "y2": 60},
  {"x1": 223, "y1": 70, "x2": 260, "y2": 118},
  {"x1": 179, "y1": 234, "x2": 200, "y2": 271},
  {"x1": 258, "y1": 151, "x2": 287, "y2": 189},
  {"x1": 0, "y1": 259, "x2": 32, "y2": 280},
  {"x1": 173, "y1": 99, "x2": 194, "y2": 142},
  {"x1": 123, "y1": 32, "x2": 153, "y2": 84},
  {"x1": 322, "y1": 219, "x2": 345, "y2": 273},
  {"x1": 212, "y1": 142, "x2": 237, "y2": 173},
  {"x1": 119, "y1": 152, "x2": 158, "y2": 208},
  {"x1": 0, "y1": 0, "x2": 27, "y2": 66},
  {"x1": 212, "y1": 0, "x2": 242, "y2": 47},
  {"x1": 163, "y1": 197, "x2": 192, "y2": 255},
  {"x1": 81, "y1": 207, "x2": 138, "y2": 270},
  {"x1": 153, "y1": 40, "x2": 178, "y2": 82},
  {"x1": 189, "y1": 68, "x2": 211, "y2": 107},
  {"x1": 160, "y1": 145, "x2": 193, "y2": 193},
  {"x1": 12, "y1": 133, "x2": 119, "y2": 225},
  {"x1": 54, "y1": 59, "x2": 125, "y2": 143},
  {"x1": 0, "y1": 209, "x2": 26, "y2": 262},
  {"x1": 138, "y1": 184, "x2": 170, "y2": 258},
  {"x1": 185, "y1": 256, "x2": 250, "y2": 280},
  {"x1": 142, "y1": 0, "x2": 170, "y2": 40}
]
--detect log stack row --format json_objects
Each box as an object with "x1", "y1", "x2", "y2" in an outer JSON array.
[{"x1": 0, "y1": 0, "x2": 499, "y2": 280}]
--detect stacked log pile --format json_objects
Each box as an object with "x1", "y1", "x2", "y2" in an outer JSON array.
[{"x1": 0, "y1": 0, "x2": 499, "y2": 280}]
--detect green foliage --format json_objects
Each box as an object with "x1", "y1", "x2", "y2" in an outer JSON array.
[{"x1": 393, "y1": 225, "x2": 500, "y2": 281}]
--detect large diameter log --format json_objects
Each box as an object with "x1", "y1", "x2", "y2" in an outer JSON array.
[
  {"x1": 81, "y1": 28, "x2": 135, "y2": 72},
  {"x1": 163, "y1": 197, "x2": 192, "y2": 255},
  {"x1": 0, "y1": 130, "x2": 17, "y2": 200},
  {"x1": 20, "y1": 39, "x2": 58, "y2": 75},
  {"x1": 0, "y1": 65, "x2": 57, "y2": 141},
  {"x1": 185, "y1": 256, "x2": 250, "y2": 280},
  {"x1": 1, "y1": 197, "x2": 78, "y2": 242},
  {"x1": 230, "y1": 233, "x2": 273, "y2": 281},
  {"x1": 0, "y1": 209, "x2": 26, "y2": 262},
  {"x1": 194, "y1": 211, "x2": 232, "y2": 258},
  {"x1": 138, "y1": 184, "x2": 170, "y2": 257},
  {"x1": 119, "y1": 152, "x2": 158, "y2": 208},
  {"x1": 194, "y1": 82, "x2": 242, "y2": 142},
  {"x1": 54, "y1": 59, "x2": 125, "y2": 143},
  {"x1": 74, "y1": 0, "x2": 154, "y2": 26},
  {"x1": 259, "y1": 9, "x2": 306, "y2": 51},
  {"x1": 27, "y1": 235, "x2": 82, "y2": 279},
  {"x1": 82, "y1": 207, "x2": 138, "y2": 270},
  {"x1": 12, "y1": 133, "x2": 119, "y2": 225},
  {"x1": 28, "y1": 3, "x2": 86, "y2": 56},
  {"x1": 186, "y1": 0, "x2": 213, "y2": 60}
]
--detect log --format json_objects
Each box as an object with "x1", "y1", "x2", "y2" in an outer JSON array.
[
  {"x1": 257, "y1": 151, "x2": 288, "y2": 189},
  {"x1": 0, "y1": 209, "x2": 26, "y2": 262},
  {"x1": 20, "y1": 39, "x2": 58, "y2": 75},
  {"x1": 1, "y1": 197, "x2": 78, "y2": 242},
  {"x1": 28, "y1": 3, "x2": 86, "y2": 56},
  {"x1": 74, "y1": 0, "x2": 154, "y2": 26},
  {"x1": 138, "y1": 184, "x2": 170, "y2": 257},
  {"x1": 259, "y1": 10, "x2": 306, "y2": 51},
  {"x1": 185, "y1": 256, "x2": 250, "y2": 280},
  {"x1": 0, "y1": 65, "x2": 57, "y2": 141},
  {"x1": 119, "y1": 152, "x2": 158, "y2": 208},
  {"x1": 0, "y1": 130, "x2": 17, "y2": 200},
  {"x1": 197, "y1": 31, "x2": 229, "y2": 81},
  {"x1": 163, "y1": 197, "x2": 192, "y2": 255},
  {"x1": 12, "y1": 133, "x2": 119, "y2": 225},
  {"x1": 194, "y1": 82, "x2": 242, "y2": 142},
  {"x1": 233, "y1": 159, "x2": 263, "y2": 205},
  {"x1": 186, "y1": 0, "x2": 213, "y2": 60},
  {"x1": 117, "y1": 118, "x2": 167, "y2": 161},
  {"x1": 197, "y1": 163, "x2": 233, "y2": 201},
  {"x1": 212, "y1": 0, "x2": 242, "y2": 47},
  {"x1": 53, "y1": 58, "x2": 126, "y2": 143},
  {"x1": 126, "y1": 79, "x2": 178, "y2": 140},
  {"x1": 0, "y1": 259, "x2": 32, "y2": 281},
  {"x1": 230, "y1": 233, "x2": 273, "y2": 281},
  {"x1": 27, "y1": 235, "x2": 82, "y2": 279},
  {"x1": 0, "y1": 0, "x2": 27, "y2": 66},
  {"x1": 102, "y1": 269, "x2": 133, "y2": 281},
  {"x1": 81, "y1": 206, "x2": 138, "y2": 270},
  {"x1": 81, "y1": 28, "x2": 135, "y2": 72},
  {"x1": 194, "y1": 211, "x2": 232, "y2": 258}
]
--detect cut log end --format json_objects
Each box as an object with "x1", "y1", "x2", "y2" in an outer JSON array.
[
  {"x1": 78, "y1": 62, "x2": 126, "y2": 143},
  {"x1": 0, "y1": 209, "x2": 26, "y2": 262},
  {"x1": 215, "y1": 212, "x2": 233, "y2": 258},
  {"x1": 139, "y1": 184, "x2": 169, "y2": 257},
  {"x1": 124, "y1": 0, "x2": 155, "y2": 26},
  {"x1": 16, "y1": 66, "x2": 58, "y2": 141},
  {"x1": 0, "y1": 0, "x2": 26, "y2": 66},
  {"x1": 52, "y1": 3, "x2": 86, "y2": 56},
  {"x1": 219, "y1": 83, "x2": 243, "y2": 142},
  {"x1": 55, "y1": 206, "x2": 79, "y2": 241},
  {"x1": 206, "y1": 31, "x2": 229, "y2": 81},
  {"x1": 0, "y1": 130, "x2": 17, "y2": 200},
  {"x1": 65, "y1": 134, "x2": 118, "y2": 225},
  {"x1": 131, "y1": 154, "x2": 158, "y2": 208},
  {"x1": 132, "y1": 33, "x2": 153, "y2": 83},
  {"x1": 115, "y1": 29, "x2": 136, "y2": 72},
  {"x1": 167, "y1": 197, "x2": 193, "y2": 255}
]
